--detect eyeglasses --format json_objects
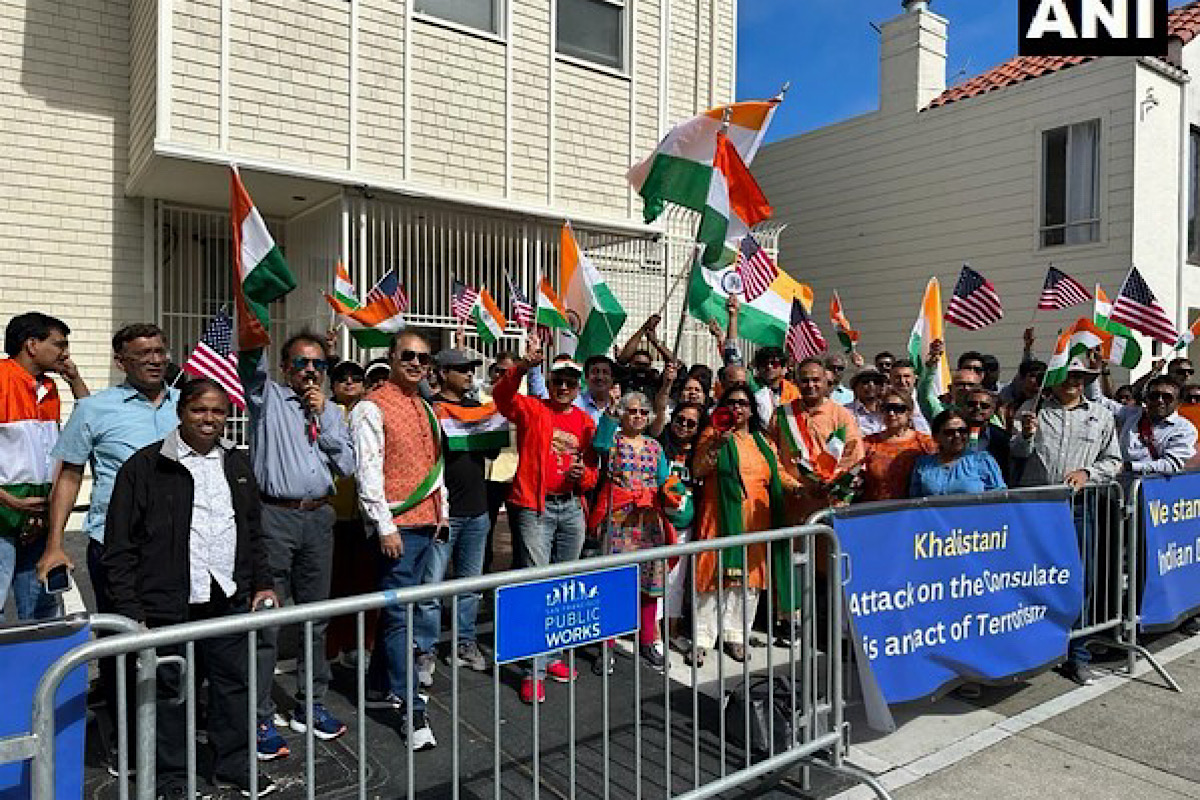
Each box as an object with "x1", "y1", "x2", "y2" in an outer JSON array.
[
  {"x1": 940, "y1": 427, "x2": 969, "y2": 438},
  {"x1": 335, "y1": 374, "x2": 364, "y2": 384},
  {"x1": 952, "y1": 381, "x2": 979, "y2": 390},
  {"x1": 723, "y1": 398, "x2": 752, "y2": 408},
  {"x1": 882, "y1": 403, "x2": 909, "y2": 415},
  {"x1": 1147, "y1": 391, "x2": 1178, "y2": 402},
  {"x1": 1185, "y1": 394, "x2": 1200, "y2": 403},
  {"x1": 861, "y1": 377, "x2": 887, "y2": 386},
  {"x1": 1175, "y1": 368, "x2": 1196, "y2": 376},
  {"x1": 828, "y1": 365, "x2": 846, "y2": 373},
  {"x1": 551, "y1": 377, "x2": 579, "y2": 388},
  {"x1": 673, "y1": 417, "x2": 699, "y2": 429},
  {"x1": 290, "y1": 357, "x2": 328, "y2": 371},
  {"x1": 625, "y1": 408, "x2": 650, "y2": 417},
  {"x1": 964, "y1": 400, "x2": 993, "y2": 410},
  {"x1": 445, "y1": 364, "x2": 475, "y2": 374},
  {"x1": 121, "y1": 347, "x2": 169, "y2": 365},
  {"x1": 398, "y1": 350, "x2": 432, "y2": 366}
]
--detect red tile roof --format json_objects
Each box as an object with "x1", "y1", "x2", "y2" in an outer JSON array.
[{"x1": 925, "y1": 1, "x2": 1200, "y2": 110}]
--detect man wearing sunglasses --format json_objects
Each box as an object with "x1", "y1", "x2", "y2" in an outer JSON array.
[
  {"x1": 493, "y1": 335, "x2": 599, "y2": 704},
  {"x1": 752, "y1": 346, "x2": 799, "y2": 424},
  {"x1": 823, "y1": 354, "x2": 854, "y2": 404},
  {"x1": 847, "y1": 369, "x2": 887, "y2": 436},
  {"x1": 1084, "y1": 374, "x2": 1196, "y2": 476},
  {"x1": 248, "y1": 331, "x2": 355, "y2": 756},
  {"x1": 961, "y1": 388, "x2": 1011, "y2": 478}
]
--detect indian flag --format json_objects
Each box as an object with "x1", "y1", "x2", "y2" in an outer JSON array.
[
  {"x1": 907, "y1": 277, "x2": 951, "y2": 398},
  {"x1": 536, "y1": 277, "x2": 570, "y2": 330},
  {"x1": 561, "y1": 223, "x2": 627, "y2": 361},
  {"x1": 333, "y1": 260, "x2": 359, "y2": 309},
  {"x1": 436, "y1": 402, "x2": 511, "y2": 452},
  {"x1": 1176, "y1": 317, "x2": 1200, "y2": 350},
  {"x1": 830, "y1": 292, "x2": 859, "y2": 353},
  {"x1": 1046, "y1": 318, "x2": 1114, "y2": 387},
  {"x1": 687, "y1": 257, "x2": 813, "y2": 347},
  {"x1": 1094, "y1": 284, "x2": 1142, "y2": 367},
  {"x1": 325, "y1": 297, "x2": 404, "y2": 349},
  {"x1": 471, "y1": 288, "x2": 507, "y2": 345},
  {"x1": 628, "y1": 97, "x2": 781, "y2": 224},
  {"x1": 696, "y1": 132, "x2": 773, "y2": 266},
  {"x1": 231, "y1": 168, "x2": 296, "y2": 355},
  {"x1": 776, "y1": 401, "x2": 839, "y2": 480}
]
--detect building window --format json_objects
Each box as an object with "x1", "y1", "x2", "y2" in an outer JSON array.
[
  {"x1": 1040, "y1": 119, "x2": 1101, "y2": 248},
  {"x1": 557, "y1": 0, "x2": 625, "y2": 71},
  {"x1": 415, "y1": 0, "x2": 501, "y2": 35},
  {"x1": 1190, "y1": 127, "x2": 1200, "y2": 263}
]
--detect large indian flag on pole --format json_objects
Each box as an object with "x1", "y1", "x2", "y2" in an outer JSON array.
[
  {"x1": 436, "y1": 402, "x2": 511, "y2": 452},
  {"x1": 908, "y1": 277, "x2": 951, "y2": 397},
  {"x1": 1045, "y1": 319, "x2": 1115, "y2": 387},
  {"x1": 628, "y1": 98, "x2": 781, "y2": 224},
  {"x1": 1094, "y1": 284, "x2": 1142, "y2": 368},
  {"x1": 686, "y1": 256, "x2": 814, "y2": 347},
  {"x1": 231, "y1": 168, "x2": 296, "y2": 363},
  {"x1": 561, "y1": 223, "x2": 627, "y2": 361},
  {"x1": 696, "y1": 132, "x2": 773, "y2": 266}
]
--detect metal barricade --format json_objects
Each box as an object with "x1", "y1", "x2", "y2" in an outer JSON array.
[
  {"x1": 28, "y1": 523, "x2": 892, "y2": 800},
  {"x1": 810, "y1": 482, "x2": 1179, "y2": 692}
]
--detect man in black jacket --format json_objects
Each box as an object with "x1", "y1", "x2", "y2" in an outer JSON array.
[{"x1": 104, "y1": 378, "x2": 277, "y2": 798}]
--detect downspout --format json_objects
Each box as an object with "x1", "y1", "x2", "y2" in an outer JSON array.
[{"x1": 1178, "y1": 69, "x2": 1190, "y2": 334}]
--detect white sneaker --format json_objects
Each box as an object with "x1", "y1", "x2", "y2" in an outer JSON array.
[{"x1": 405, "y1": 711, "x2": 437, "y2": 751}]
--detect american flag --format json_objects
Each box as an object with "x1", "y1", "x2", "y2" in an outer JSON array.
[
  {"x1": 784, "y1": 298, "x2": 827, "y2": 361},
  {"x1": 366, "y1": 268, "x2": 409, "y2": 313},
  {"x1": 450, "y1": 279, "x2": 479, "y2": 322},
  {"x1": 944, "y1": 265, "x2": 1004, "y2": 331},
  {"x1": 507, "y1": 273, "x2": 535, "y2": 328},
  {"x1": 1110, "y1": 266, "x2": 1180, "y2": 345},
  {"x1": 182, "y1": 308, "x2": 246, "y2": 409},
  {"x1": 1037, "y1": 266, "x2": 1091, "y2": 311},
  {"x1": 734, "y1": 234, "x2": 779, "y2": 302}
]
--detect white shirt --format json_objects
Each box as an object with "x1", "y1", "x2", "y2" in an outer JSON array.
[
  {"x1": 177, "y1": 438, "x2": 237, "y2": 604},
  {"x1": 349, "y1": 400, "x2": 394, "y2": 537}
]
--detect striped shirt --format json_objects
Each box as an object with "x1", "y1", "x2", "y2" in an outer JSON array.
[{"x1": 1010, "y1": 397, "x2": 1121, "y2": 486}]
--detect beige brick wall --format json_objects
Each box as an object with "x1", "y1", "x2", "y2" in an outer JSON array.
[
  {"x1": 554, "y1": 61, "x2": 631, "y2": 213},
  {"x1": 356, "y1": 0, "x2": 406, "y2": 181},
  {"x1": 510, "y1": 0, "x2": 551, "y2": 201},
  {"x1": 227, "y1": 0, "x2": 351, "y2": 169},
  {"x1": 408, "y1": 20, "x2": 507, "y2": 195},
  {"x1": 1, "y1": 0, "x2": 145, "y2": 393},
  {"x1": 172, "y1": 0, "x2": 221, "y2": 149},
  {"x1": 129, "y1": 0, "x2": 157, "y2": 180}
]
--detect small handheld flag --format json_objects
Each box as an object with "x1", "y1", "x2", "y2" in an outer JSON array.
[
  {"x1": 1109, "y1": 267, "x2": 1179, "y2": 346},
  {"x1": 536, "y1": 277, "x2": 570, "y2": 330},
  {"x1": 470, "y1": 288, "x2": 507, "y2": 345},
  {"x1": 829, "y1": 291, "x2": 859, "y2": 353},
  {"x1": 784, "y1": 297, "x2": 826, "y2": 361},
  {"x1": 451, "y1": 279, "x2": 480, "y2": 322},
  {"x1": 1038, "y1": 266, "x2": 1091, "y2": 311},
  {"x1": 332, "y1": 261, "x2": 359, "y2": 310},
  {"x1": 506, "y1": 274, "x2": 535, "y2": 329},
  {"x1": 734, "y1": 234, "x2": 779, "y2": 302},
  {"x1": 944, "y1": 265, "x2": 1003, "y2": 331},
  {"x1": 182, "y1": 308, "x2": 245, "y2": 409},
  {"x1": 325, "y1": 268, "x2": 406, "y2": 348}
]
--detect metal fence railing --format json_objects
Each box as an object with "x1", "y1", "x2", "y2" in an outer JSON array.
[{"x1": 18, "y1": 523, "x2": 892, "y2": 800}]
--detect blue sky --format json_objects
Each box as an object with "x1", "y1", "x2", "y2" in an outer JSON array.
[{"x1": 738, "y1": 0, "x2": 1193, "y2": 143}]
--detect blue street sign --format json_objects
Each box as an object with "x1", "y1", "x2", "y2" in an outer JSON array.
[{"x1": 495, "y1": 564, "x2": 640, "y2": 664}]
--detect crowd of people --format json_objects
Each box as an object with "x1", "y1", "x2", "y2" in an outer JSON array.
[{"x1": 3, "y1": 299, "x2": 1200, "y2": 797}]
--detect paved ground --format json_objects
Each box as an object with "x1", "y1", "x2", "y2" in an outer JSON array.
[{"x1": 10, "y1": 519, "x2": 1200, "y2": 799}]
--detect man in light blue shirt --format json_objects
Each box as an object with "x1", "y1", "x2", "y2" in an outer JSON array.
[{"x1": 38, "y1": 323, "x2": 178, "y2": 775}]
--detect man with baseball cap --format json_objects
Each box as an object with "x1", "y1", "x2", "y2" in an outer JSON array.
[
  {"x1": 847, "y1": 368, "x2": 887, "y2": 436},
  {"x1": 493, "y1": 336, "x2": 599, "y2": 704}
]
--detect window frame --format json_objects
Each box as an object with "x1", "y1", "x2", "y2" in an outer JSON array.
[
  {"x1": 412, "y1": 0, "x2": 506, "y2": 41},
  {"x1": 1038, "y1": 118, "x2": 1102, "y2": 250},
  {"x1": 555, "y1": 0, "x2": 630, "y2": 76},
  {"x1": 1189, "y1": 126, "x2": 1200, "y2": 265}
]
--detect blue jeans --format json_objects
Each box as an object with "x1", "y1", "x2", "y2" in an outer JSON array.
[
  {"x1": 512, "y1": 498, "x2": 586, "y2": 678},
  {"x1": 369, "y1": 528, "x2": 436, "y2": 714},
  {"x1": 0, "y1": 532, "x2": 60, "y2": 620},
  {"x1": 415, "y1": 513, "x2": 489, "y2": 652}
]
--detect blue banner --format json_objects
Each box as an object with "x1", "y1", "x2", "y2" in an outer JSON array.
[
  {"x1": 833, "y1": 496, "x2": 1082, "y2": 710},
  {"x1": 495, "y1": 565, "x2": 640, "y2": 664},
  {"x1": 1139, "y1": 473, "x2": 1200, "y2": 632}
]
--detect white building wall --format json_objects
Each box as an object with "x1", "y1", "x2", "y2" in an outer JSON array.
[
  {"x1": 0, "y1": 0, "x2": 145, "y2": 391},
  {"x1": 755, "y1": 58, "x2": 1141, "y2": 374}
]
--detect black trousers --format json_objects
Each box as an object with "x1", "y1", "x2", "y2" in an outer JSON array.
[
  {"x1": 150, "y1": 582, "x2": 252, "y2": 790},
  {"x1": 88, "y1": 539, "x2": 138, "y2": 754}
]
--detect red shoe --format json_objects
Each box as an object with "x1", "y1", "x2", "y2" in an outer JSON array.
[
  {"x1": 545, "y1": 660, "x2": 578, "y2": 683},
  {"x1": 520, "y1": 678, "x2": 545, "y2": 704}
]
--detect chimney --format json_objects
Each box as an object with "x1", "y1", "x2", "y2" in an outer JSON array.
[{"x1": 879, "y1": 0, "x2": 948, "y2": 115}]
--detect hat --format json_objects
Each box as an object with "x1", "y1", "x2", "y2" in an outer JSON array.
[
  {"x1": 364, "y1": 360, "x2": 391, "y2": 381},
  {"x1": 549, "y1": 359, "x2": 583, "y2": 377},
  {"x1": 850, "y1": 368, "x2": 887, "y2": 387},
  {"x1": 1066, "y1": 356, "x2": 1099, "y2": 376},
  {"x1": 435, "y1": 348, "x2": 483, "y2": 369}
]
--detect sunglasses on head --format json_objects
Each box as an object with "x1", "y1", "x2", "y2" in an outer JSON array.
[
  {"x1": 398, "y1": 350, "x2": 432, "y2": 366},
  {"x1": 1147, "y1": 390, "x2": 1178, "y2": 402},
  {"x1": 291, "y1": 357, "x2": 328, "y2": 371},
  {"x1": 940, "y1": 427, "x2": 969, "y2": 438},
  {"x1": 882, "y1": 403, "x2": 909, "y2": 414},
  {"x1": 673, "y1": 416, "x2": 699, "y2": 429}
]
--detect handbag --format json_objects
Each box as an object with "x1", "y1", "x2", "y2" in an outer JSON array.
[{"x1": 725, "y1": 676, "x2": 799, "y2": 755}]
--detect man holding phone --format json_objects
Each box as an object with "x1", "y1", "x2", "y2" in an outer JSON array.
[
  {"x1": 0, "y1": 312, "x2": 87, "y2": 620},
  {"x1": 493, "y1": 335, "x2": 599, "y2": 704},
  {"x1": 350, "y1": 331, "x2": 447, "y2": 751}
]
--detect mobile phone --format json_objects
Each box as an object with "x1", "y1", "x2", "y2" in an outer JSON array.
[{"x1": 43, "y1": 564, "x2": 72, "y2": 595}]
